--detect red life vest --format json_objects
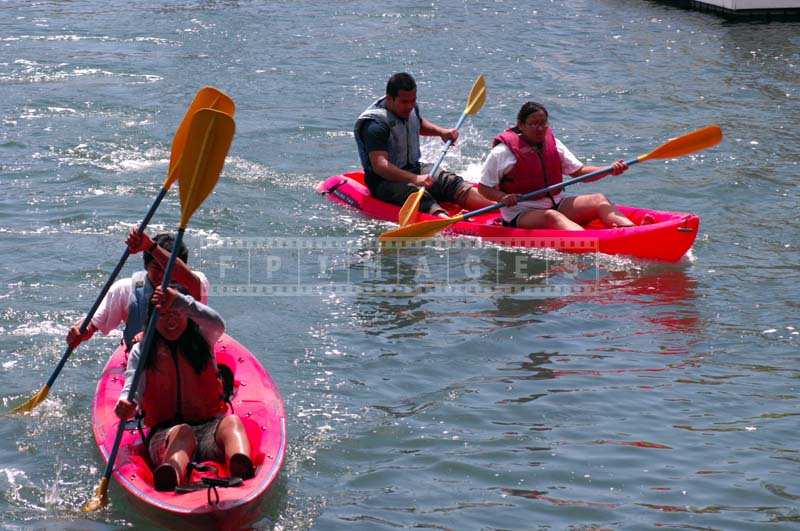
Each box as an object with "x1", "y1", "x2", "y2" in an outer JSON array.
[
  {"x1": 140, "y1": 340, "x2": 226, "y2": 427},
  {"x1": 493, "y1": 127, "x2": 563, "y2": 197}
]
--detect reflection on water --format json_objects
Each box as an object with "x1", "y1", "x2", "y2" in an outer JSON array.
[{"x1": 312, "y1": 243, "x2": 758, "y2": 528}]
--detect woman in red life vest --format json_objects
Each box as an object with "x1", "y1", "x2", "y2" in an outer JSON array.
[
  {"x1": 478, "y1": 102, "x2": 635, "y2": 230},
  {"x1": 114, "y1": 285, "x2": 254, "y2": 491}
]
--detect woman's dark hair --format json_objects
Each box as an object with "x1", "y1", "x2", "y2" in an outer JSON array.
[
  {"x1": 386, "y1": 72, "x2": 416, "y2": 97},
  {"x1": 143, "y1": 232, "x2": 190, "y2": 268},
  {"x1": 141, "y1": 284, "x2": 212, "y2": 374},
  {"x1": 517, "y1": 102, "x2": 549, "y2": 124}
]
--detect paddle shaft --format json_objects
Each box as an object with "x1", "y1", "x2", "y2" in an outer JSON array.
[
  {"x1": 99, "y1": 227, "x2": 186, "y2": 485},
  {"x1": 427, "y1": 111, "x2": 470, "y2": 179},
  {"x1": 44, "y1": 186, "x2": 169, "y2": 389},
  {"x1": 461, "y1": 157, "x2": 641, "y2": 221}
]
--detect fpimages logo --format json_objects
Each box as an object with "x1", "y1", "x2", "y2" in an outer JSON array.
[{"x1": 197, "y1": 236, "x2": 601, "y2": 297}]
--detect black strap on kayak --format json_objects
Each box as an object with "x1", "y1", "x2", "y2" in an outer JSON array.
[
  {"x1": 322, "y1": 179, "x2": 347, "y2": 195},
  {"x1": 121, "y1": 415, "x2": 148, "y2": 448},
  {"x1": 186, "y1": 461, "x2": 218, "y2": 480},
  {"x1": 135, "y1": 413, "x2": 146, "y2": 447},
  {"x1": 174, "y1": 475, "x2": 244, "y2": 505}
]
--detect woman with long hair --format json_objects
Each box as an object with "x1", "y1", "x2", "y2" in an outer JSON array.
[{"x1": 114, "y1": 284, "x2": 254, "y2": 491}]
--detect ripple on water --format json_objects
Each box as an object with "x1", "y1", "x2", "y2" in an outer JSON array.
[{"x1": 1, "y1": 59, "x2": 162, "y2": 85}]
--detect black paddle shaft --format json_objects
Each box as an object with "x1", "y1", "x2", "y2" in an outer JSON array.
[
  {"x1": 100, "y1": 227, "x2": 185, "y2": 483},
  {"x1": 45, "y1": 186, "x2": 169, "y2": 389}
]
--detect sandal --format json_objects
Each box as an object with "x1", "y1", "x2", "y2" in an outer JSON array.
[
  {"x1": 229, "y1": 453, "x2": 255, "y2": 480},
  {"x1": 154, "y1": 463, "x2": 179, "y2": 492}
]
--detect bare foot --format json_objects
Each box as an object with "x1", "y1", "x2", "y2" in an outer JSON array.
[{"x1": 640, "y1": 214, "x2": 656, "y2": 225}]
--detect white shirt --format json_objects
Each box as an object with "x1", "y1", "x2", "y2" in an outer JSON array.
[{"x1": 91, "y1": 270, "x2": 210, "y2": 335}]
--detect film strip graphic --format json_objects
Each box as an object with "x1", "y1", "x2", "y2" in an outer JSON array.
[{"x1": 198, "y1": 236, "x2": 600, "y2": 297}]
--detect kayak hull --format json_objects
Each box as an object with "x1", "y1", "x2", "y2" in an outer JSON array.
[
  {"x1": 91, "y1": 334, "x2": 286, "y2": 530},
  {"x1": 317, "y1": 171, "x2": 700, "y2": 262}
]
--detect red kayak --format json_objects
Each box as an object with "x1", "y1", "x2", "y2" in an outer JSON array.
[
  {"x1": 317, "y1": 171, "x2": 700, "y2": 262},
  {"x1": 91, "y1": 334, "x2": 286, "y2": 530}
]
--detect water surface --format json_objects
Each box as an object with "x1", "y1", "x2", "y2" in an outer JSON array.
[{"x1": 1, "y1": 1, "x2": 799, "y2": 529}]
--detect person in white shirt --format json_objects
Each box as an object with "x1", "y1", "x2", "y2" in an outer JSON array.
[
  {"x1": 478, "y1": 102, "x2": 635, "y2": 230},
  {"x1": 66, "y1": 228, "x2": 209, "y2": 351}
]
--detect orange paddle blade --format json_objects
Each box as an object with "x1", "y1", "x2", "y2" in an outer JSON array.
[
  {"x1": 639, "y1": 124, "x2": 722, "y2": 162},
  {"x1": 464, "y1": 75, "x2": 486, "y2": 115},
  {"x1": 7, "y1": 385, "x2": 50, "y2": 415},
  {"x1": 398, "y1": 188, "x2": 425, "y2": 226},
  {"x1": 379, "y1": 214, "x2": 465, "y2": 241},
  {"x1": 165, "y1": 87, "x2": 235, "y2": 188},
  {"x1": 178, "y1": 109, "x2": 235, "y2": 227}
]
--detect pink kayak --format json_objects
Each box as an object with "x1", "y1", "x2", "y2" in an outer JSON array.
[
  {"x1": 317, "y1": 171, "x2": 700, "y2": 262},
  {"x1": 91, "y1": 334, "x2": 286, "y2": 530}
]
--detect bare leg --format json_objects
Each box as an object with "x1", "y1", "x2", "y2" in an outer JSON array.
[
  {"x1": 458, "y1": 188, "x2": 495, "y2": 211},
  {"x1": 156, "y1": 423, "x2": 197, "y2": 489},
  {"x1": 515, "y1": 208, "x2": 585, "y2": 231},
  {"x1": 216, "y1": 415, "x2": 254, "y2": 479},
  {"x1": 558, "y1": 194, "x2": 634, "y2": 228}
]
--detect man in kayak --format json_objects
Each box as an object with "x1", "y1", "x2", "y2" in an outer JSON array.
[
  {"x1": 114, "y1": 284, "x2": 253, "y2": 491},
  {"x1": 478, "y1": 101, "x2": 635, "y2": 230},
  {"x1": 355, "y1": 72, "x2": 493, "y2": 218},
  {"x1": 65, "y1": 228, "x2": 210, "y2": 351}
]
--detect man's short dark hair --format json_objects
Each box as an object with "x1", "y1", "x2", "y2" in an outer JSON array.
[
  {"x1": 517, "y1": 102, "x2": 549, "y2": 124},
  {"x1": 386, "y1": 72, "x2": 416, "y2": 97},
  {"x1": 143, "y1": 232, "x2": 189, "y2": 267}
]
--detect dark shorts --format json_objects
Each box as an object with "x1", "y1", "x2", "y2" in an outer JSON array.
[
  {"x1": 369, "y1": 171, "x2": 473, "y2": 215},
  {"x1": 501, "y1": 196, "x2": 563, "y2": 227},
  {"x1": 148, "y1": 415, "x2": 225, "y2": 466}
]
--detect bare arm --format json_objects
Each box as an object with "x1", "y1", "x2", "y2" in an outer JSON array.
[
  {"x1": 477, "y1": 184, "x2": 519, "y2": 206},
  {"x1": 420, "y1": 118, "x2": 457, "y2": 142},
  {"x1": 477, "y1": 145, "x2": 519, "y2": 206},
  {"x1": 569, "y1": 160, "x2": 628, "y2": 180},
  {"x1": 147, "y1": 243, "x2": 202, "y2": 300},
  {"x1": 127, "y1": 229, "x2": 202, "y2": 300},
  {"x1": 368, "y1": 150, "x2": 429, "y2": 186},
  {"x1": 477, "y1": 183, "x2": 505, "y2": 203},
  {"x1": 570, "y1": 165, "x2": 598, "y2": 177}
]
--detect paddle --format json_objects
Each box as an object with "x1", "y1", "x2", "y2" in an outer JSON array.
[
  {"x1": 83, "y1": 108, "x2": 235, "y2": 512},
  {"x1": 8, "y1": 87, "x2": 234, "y2": 416},
  {"x1": 398, "y1": 75, "x2": 486, "y2": 227},
  {"x1": 380, "y1": 124, "x2": 723, "y2": 240}
]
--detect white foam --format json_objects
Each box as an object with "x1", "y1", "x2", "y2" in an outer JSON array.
[
  {"x1": 1, "y1": 467, "x2": 26, "y2": 487},
  {"x1": 10, "y1": 320, "x2": 66, "y2": 337}
]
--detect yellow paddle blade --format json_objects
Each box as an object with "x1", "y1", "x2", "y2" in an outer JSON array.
[
  {"x1": 398, "y1": 188, "x2": 425, "y2": 226},
  {"x1": 178, "y1": 109, "x2": 235, "y2": 228},
  {"x1": 165, "y1": 87, "x2": 235, "y2": 188},
  {"x1": 82, "y1": 477, "x2": 109, "y2": 512},
  {"x1": 639, "y1": 124, "x2": 722, "y2": 162},
  {"x1": 379, "y1": 214, "x2": 465, "y2": 241},
  {"x1": 8, "y1": 385, "x2": 49, "y2": 415},
  {"x1": 465, "y1": 75, "x2": 486, "y2": 115}
]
